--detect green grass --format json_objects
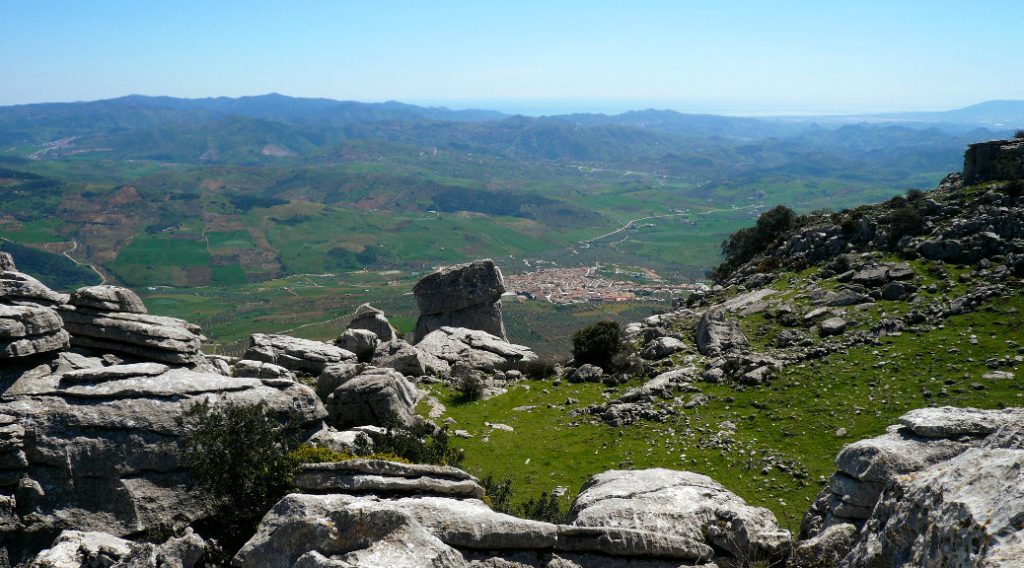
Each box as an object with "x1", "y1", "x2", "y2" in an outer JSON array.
[
  {"x1": 110, "y1": 233, "x2": 213, "y2": 286},
  {"x1": 433, "y1": 290, "x2": 1024, "y2": 531}
]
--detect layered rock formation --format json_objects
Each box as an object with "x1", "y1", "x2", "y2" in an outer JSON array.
[
  {"x1": 1, "y1": 260, "x2": 70, "y2": 359},
  {"x1": 58, "y1": 285, "x2": 205, "y2": 365},
  {"x1": 793, "y1": 406, "x2": 1024, "y2": 567},
  {"x1": 416, "y1": 326, "x2": 537, "y2": 376},
  {"x1": 234, "y1": 461, "x2": 789, "y2": 567},
  {"x1": 963, "y1": 137, "x2": 1024, "y2": 184},
  {"x1": 245, "y1": 333, "x2": 356, "y2": 375},
  {"x1": 413, "y1": 259, "x2": 506, "y2": 342}
]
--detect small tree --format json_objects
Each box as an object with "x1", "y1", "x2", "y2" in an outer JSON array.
[
  {"x1": 572, "y1": 320, "x2": 622, "y2": 371},
  {"x1": 1014, "y1": 129, "x2": 1024, "y2": 139},
  {"x1": 180, "y1": 401, "x2": 301, "y2": 551}
]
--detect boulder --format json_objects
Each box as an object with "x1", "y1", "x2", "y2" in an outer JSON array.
[
  {"x1": 788, "y1": 523, "x2": 857, "y2": 568},
  {"x1": 0, "y1": 356, "x2": 326, "y2": 560},
  {"x1": 819, "y1": 317, "x2": 847, "y2": 337},
  {"x1": 336, "y1": 328, "x2": 378, "y2": 363},
  {"x1": 346, "y1": 304, "x2": 398, "y2": 342},
  {"x1": 315, "y1": 362, "x2": 362, "y2": 402},
  {"x1": 695, "y1": 310, "x2": 748, "y2": 356},
  {"x1": 325, "y1": 368, "x2": 423, "y2": 428},
  {"x1": 0, "y1": 305, "x2": 70, "y2": 359},
  {"x1": 58, "y1": 288, "x2": 206, "y2": 366},
  {"x1": 415, "y1": 327, "x2": 537, "y2": 376},
  {"x1": 28, "y1": 528, "x2": 206, "y2": 568},
  {"x1": 293, "y1": 459, "x2": 485, "y2": 499},
  {"x1": 245, "y1": 333, "x2": 356, "y2": 376},
  {"x1": 306, "y1": 426, "x2": 382, "y2": 454},
  {"x1": 0, "y1": 270, "x2": 67, "y2": 307},
  {"x1": 880, "y1": 281, "x2": 908, "y2": 301},
  {"x1": 568, "y1": 364, "x2": 604, "y2": 384},
  {"x1": 844, "y1": 447, "x2": 1024, "y2": 567},
  {"x1": 898, "y1": 406, "x2": 1024, "y2": 438},
  {"x1": 232, "y1": 359, "x2": 295, "y2": 381},
  {"x1": 963, "y1": 138, "x2": 1024, "y2": 184},
  {"x1": 567, "y1": 468, "x2": 791, "y2": 562},
  {"x1": 835, "y1": 426, "x2": 968, "y2": 484},
  {"x1": 413, "y1": 260, "x2": 506, "y2": 343},
  {"x1": 639, "y1": 337, "x2": 686, "y2": 360},
  {"x1": 68, "y1": 285, "x2": 147, "y2": 314},
  {"x1": 371, "y1": 339, "x2": 434, "y2": 376}
]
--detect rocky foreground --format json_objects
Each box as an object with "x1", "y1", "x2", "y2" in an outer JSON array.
[{"x1": 2, "y1": 137, "x2": 1024, "y2": 567}]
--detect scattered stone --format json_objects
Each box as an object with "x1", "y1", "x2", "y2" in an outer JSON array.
[{"x1": 819, "y1": 317, "x2": 848, "y2": 337}]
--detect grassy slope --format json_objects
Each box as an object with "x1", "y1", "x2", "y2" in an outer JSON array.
[{"x1": 429, "y1": 264, "x2": 1024, "y2": 531}]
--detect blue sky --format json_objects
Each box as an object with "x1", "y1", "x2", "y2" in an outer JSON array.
[{"x1": 1, "y1": 0, "x2": 1022, "y2": 114}]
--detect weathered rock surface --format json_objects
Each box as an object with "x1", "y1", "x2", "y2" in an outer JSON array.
[
  {"x1": 640, "y1": 336, "x2": 686, "y2": 360},
  {"x1": 346, "y1": 303, "x2": 398, "y2": 342},
  {"x1": 567, "y1": 364, "x2": 603, "y2": 384},
  {"x1": 68, "y1": 285, "x2": 147, "y2": 314},
  {"x1": 0, "y1": 253, "x2": 14, "y2": 272},
  {"x1": 413, "y1": 260, "x2": 506, "y2": 342},
  {"x1": 415, "y1": 327, "x2": 537, "y2": 376},
  {"x1": 0, "y1": 354, "x2": 326, "y2": 560},
  {"x1": 567, "y1": 468, "x2": 791, "y2": 562},
  {"x1": 819, "y1": 316, "x2": 847, "y2": 337},
  {"x1": 232, "y1": 359, "x2": 295, "y2": 381},
  {"x1": 371, "y1": 339, "x2": 435, "y2": 376},
  {"x1": 246, "y1": 333, "x2": 356, "y2": 375},
  {"x1": 0, "y1": 305, "x2": 70, "y2": 359},
  {"x1": 336, "y1": 328, "x2": 379, "y2": 363},
  {"x1": 294, "y1": 459, "x2": 485, "y2": 499},
  {"x1": 59, "y1": 287, "x2": 205, "y2": 365},
  {"x1": 695, "y1": 310, "x2": 748, "y2": 356},
  {"x1": 963, "y1": 137, "x2": 1024, "y2": 184},
  {"x1": 28, "y1": 528, "x2": 206, "y2": 568},
  {"x1": 325, "y1": 368, "x2": 422, "y2": 428},
  {"x1": 0, "y1": 270, "x2": 67, "y2": 307}
]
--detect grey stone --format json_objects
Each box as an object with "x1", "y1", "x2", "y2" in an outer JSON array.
[
  {"x1": 316, "y1": 363, "x2": 362, "y2": 402},
  {"x1": 245, "y1": 333, "x2": 356, "y2": 375},
  {"x1": 0, "y1": 270, "x2": 67, "y2": 307},
  {"x1": 232, "y1": 359, "x2": 295, "y2": 381},
  {"x1": 554, "y1": 525, "x2": 713, "y2": 561},
  {"x1": 567, "y1": 364, "x2": 603, "y2": 384},
  {"x1": 413, "y1": 260, "x2": 506, "y2": 342},
  {"x1": 337, "y1": 329, "x2": 379, "y2": 362},
  {"x1": 294, "y1": 460, "x2": 485, "y2": 499},
  {"x1": 69, "y1": 285, "x2": 147, "y2": 314},
  {"x1": 372, "y1": 339, "x2": 434, "y2": 376},
  {"x1": 59, "y1": 306, "x2": 204, "y2": 365},
  {"x1": 822, "y1": 289, "x2": 872, "y2": 307},
  {"x1": 819, "y1": 317, "x2": 847, "y2": 337},
  {"x1": 415, "y1": 327, "x2": 537, "y2": 376},
  {"x1": 0, "y1": 253, "x2": 14, "y2": 272},
  {"x1": 835, "y1": 427, "x2": 969, "y2": 483},
  {"x1": 28, "y1": 528, "x2": 206, "y2": 568},
  {"x1": 347, "y1": 304, "x2": 398, "y2": 342},
  {"x1": 789, "y1": 523, "x2": 857, "y2": 568},
  {"x1": 695, "y1": 310, "x2": 748, "y2": 356},
  {"x1": 326, "y1": 368, "x2": 423, "y2": 428},
  {"x1": 60, "y1": 363, "x2": 169, "y2": 384},
  {"x1": 567, "y1": 468, "x2": 791, "y2": 561},
  {"x1": 880, "y1": 281, "x2": 908, "y2": 301},
  {"x1": 639, "y1": 337, "x2": 685, "y2": 360},
  {"x1": 897, "y1": 406, "x2": 1024, "y2": 438}
]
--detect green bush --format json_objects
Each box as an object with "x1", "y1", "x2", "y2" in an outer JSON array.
[
  {"x1": 456, "y1": 373, "x2": 486, "y2": 402},
  {"x1": 571, "y1": 320, "x2": 621, "y2": 371},
  {"x1": 1014, "y1": 129, "x2": 1024, "y2": 139},
  {"x1": 711, "y1": 205, "x2": 799, "y2": 281},
  {"x1": 480, "y1": 474, "x2": 514, "y2": 513},
  {"x1": 518, "y1": 491, "x2": 564, "y2": 524},
  {"x1": 364, "y1": 415, "x2": 465, "y2": 467},
  {"x1": 480, "y1": 475, "x2": 564, "y2": 523},
  {"x1": 886, "y1": 206, "x2": 924, "y2": 248},
  {"x1": 180, "y1": 401, "x2": 301, "y2": 551}
]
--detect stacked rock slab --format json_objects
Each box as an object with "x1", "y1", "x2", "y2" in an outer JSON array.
[
  {"x1": 58, "y1": 285, "x2": 205, "y2": 365},
  {"x1": 793, "y1": 406, "x2": 1024, "y2": 567},
  {"x1": 235, "y1": 462, "x2": 789, "y2": 567},
  {"x1": 415, "y1": 326, "x2": 537, "y2": 376},
  {"x1": 412, "y1": 259, "x2": 506, "y2": 343},
  {"x1": 245, "y1": 333, "x2": 356, "y2": 375},
  {"x1": 0, "y1": 258, "x2": 70, "y2": 359},
  {"x1": 0, "y1": 351, "x2": 326, "y2": 562}
]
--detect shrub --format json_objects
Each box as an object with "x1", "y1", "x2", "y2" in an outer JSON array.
[
  {"x1": 364, "y1": 415, "x2": 465, "y2": 467},
  {"x1": 521, "y1": 357, "x2": 559, "y2": 379},
  {"x1": 180, "y1": 401, "x2": 301, "y2": 551},
  {"x1": 456, "y1": 373, "x2": 486, "y2": 402},
  {"x1": 906, "y1": 188, "x2": 925, "y2": 201},
  {"x1": 571, "y1": 320, "x2": 622, "y2": 371},
  {"x1": 480, "y1": 475, "x2": 514, "y2": 513},
  {"x1": 288, "y1": 443, "x2": 411, "y2": 465},
  {"x1": 518, "y1": 491, "x2": 564, "y2": 523},
  {"x1": 479, "y1": 475, "x2": 564, "y2": 523},
  {"x1": 712, "y1": 205, "x2": 799, "y2": 281},
  {"x1": 886, "y1": 206, "x2": 924, "y2": 248},
  {"x1": 1015, "y1": 129, "x2": 1024, "y2": 139}
]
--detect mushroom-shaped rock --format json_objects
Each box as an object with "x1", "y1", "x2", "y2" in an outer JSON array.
[
  {"x1": 413, "y1": 260, "x2": 506, "y2": 343},
  {"x1": 567, "y1": 468, "x2": 791, "y2": 562}
]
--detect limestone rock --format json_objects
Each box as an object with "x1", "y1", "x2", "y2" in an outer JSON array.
[
  {"x1": 68, "y1": 285, "x2": 147, "y2": 314},
  {"x1": 695, "y1": 310, "x2": 748, "y2": 356},
  {"x1": 963, "y1": 137, "x2": 1024, "y2": 184},
  {"x1": 0, "y1": 270, "x2": 67, "y2": 307},
  {"x1": 413, "y1": 260, "x2": 506, "y2": 342},
  {"x1": 326, "y1": 368, "x2": 422, "y2": 428},
  {"x1": 819, "y1": 317, "x2": 847, "y2": 337},
  {"x1": 232, "y1": 359, "x2": 295, "y2": 381},
  {"x1": 28, "y1": 528, "x2": 206, "y2": 568},
  {"x1": 844, "y1": 447, "x2": 1024, "y2": 567},
  {"x1": 59, "y1": 305, "x2": 204, "y2": 365},
  {"x1": 567, "y1": 364, "x2": 603, "y2": 384},
  {"x1": 789, "y1": 523, "x2": 857, "y2": 568},
  {"x1": 835, "y1": 426, "x2": 968, "y2": 483},
  {"x1": 0, "y1": 305, "x2": 70, "y2": 359},
  {"x1": 371, "y1": 339, "x2": 434, "y2": 377},
  {"x1": 639, "y1": 337, "x2": 685, "y2": 360},
  {"x1": 316, "y1": 362, "x2": 362, "y2": 402},
  {"x1": 306, "y1": 426, "x2": 382, "y2": 454},
  {"x1": 567, "y1": 468, "x2": 791, "y2": 562},
  {"x1": 415, "y1": 327, "x2": 537, "y2": 376},
  {"x1": 336, "y1": 328, "x2": 379, "y2": 363},
  {"x1": 897, "y1": 406, "x2": 1024, "y2": 438},
  {"x1": 0, "y1": 253, "x2": 14, "y2": 272},
  {"x1": 347, "y1": 303, "x2": 398, "y2": 342},
  {"x1": 293, "y1": 459, "x2": 485, "y2": 499},
  {"x1": 245, "y1": 333, "x2": 356, "y2": 375}
]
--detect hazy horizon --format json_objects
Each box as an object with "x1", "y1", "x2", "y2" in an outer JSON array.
[{"x1": 2, "y1": 1, "x2": 1021, "y2": 110}]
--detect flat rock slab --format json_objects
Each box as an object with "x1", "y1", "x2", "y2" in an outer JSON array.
[
  {"x1": 0, "y1": 270, "x2": 68, "y2": 306},
  {"x1": 836, "y1": 426, "x2": 969, "y2": 483},
  {"x1": 246, "y1": 333, "x2": 355, "y2": 375},
  {"x1": 70, "y1": 285, "x2": 148, "y2": 314},
  {"x1": 0, "y1": 304, "x2": 64, "y2": 338},
  {"x1": 416, "y1": 326, "x2": 537, "y2": 375},
  {"x1": 293, "y1": 471, "x2": 486, "y2": 499},
  {"x1": 297, "y1": 459, "x2": 479, "y2": 482},
  {"x1": 898, "y1": 406, "x2": 1024, "y2": 438}
]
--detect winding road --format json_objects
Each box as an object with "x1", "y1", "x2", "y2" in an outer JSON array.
[
  {"x1": 582, "y1": 203, "x2": 764, "y2": 246},
  {"x1": 62, "y1": 240, "x2": 108, "y2": 284}
]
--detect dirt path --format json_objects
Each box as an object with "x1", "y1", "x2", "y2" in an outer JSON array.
[
  {"x1": 582, "y1": 203, "x2": 763, "y2": 245},
  {"x1": 62, "y1": 240, "x2": 108, "y2": 284}
]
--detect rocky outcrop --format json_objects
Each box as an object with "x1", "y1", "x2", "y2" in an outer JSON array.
[
  {"x1": 1, "y1": 262, "x2": 70, "y2": 359},
  {"x1": 796, "y1": 406, "x2": 1024, "y2": 567},
  {"x1": 293, "y1": 459, "x2": 486, "y2": 499},
  {"x1": 245, "y1": 333, "x2": 356, "y2": 375},
  {"x1": 413, "y1": 260, "x2": 506, "y2": 343},
  {"x1": 346, "y1": 303, "x2": 398, "y2": 342},
  {"x1": 324, "y1": 367, "x2": 422, "y2": 428},
  {"x1": 639, "y1": 336, "x2": 686, "y2": 360},
  {"x1": 58, "y1": 286, "x2": 205, "y2": 365},
  {"x1": 0, "y1": 352, "x2": 326, "y2": 560},
  {"x1": 415, "y1": 326, "x2": 537, "y2": 376},
  {"x1": 28, "y1": 528, "x2": 206, "y2": 568},
  {"x1": 695, "y1": 309, "x2": 748, "y2": 356},
  {"x1": 963, "y1": 137, "x2": 1024, "y2": 184},
  {"x1": 567, "y1": 468, "x2": 791, "y2": 563},
  {"x1": 336, "y1": 328, "x2": 379, "y2": 363},
  {"x1": 371, "y1": 339, "x2": 435, "y2": 376}
]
